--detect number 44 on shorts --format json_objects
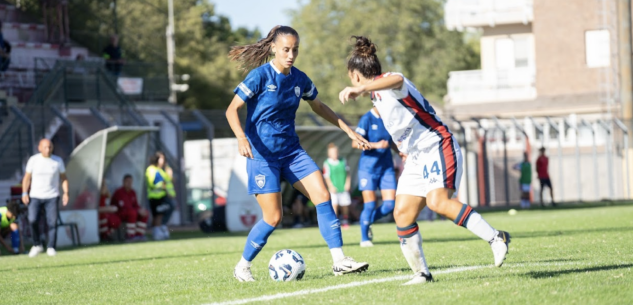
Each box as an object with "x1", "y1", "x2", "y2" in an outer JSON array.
[{"x1": 423, "y1": 161, "x2": 441, "y2": 179}]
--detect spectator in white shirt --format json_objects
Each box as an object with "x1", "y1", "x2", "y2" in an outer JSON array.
[{"x1": 21, "y1": 139, "x2": 69, "y2": 257}]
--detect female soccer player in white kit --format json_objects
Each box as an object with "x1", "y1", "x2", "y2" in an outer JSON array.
[{"x1": 338, "y1": 36, "x2": 511, "y2": 285}]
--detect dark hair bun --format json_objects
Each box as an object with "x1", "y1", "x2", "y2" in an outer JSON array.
[{"x1": 351, "y1": 36, "x2": 377, "y2": 57}]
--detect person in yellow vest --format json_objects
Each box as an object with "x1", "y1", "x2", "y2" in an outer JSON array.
[
  {"x1": 146, "y1": 152, "x2": 175, "y2": 240},
  {"x1": 0, "y1": 201, "x2": 24, "y2": 255}
]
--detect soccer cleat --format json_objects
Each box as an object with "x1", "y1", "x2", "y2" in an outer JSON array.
[
  {"x1": 46, "y1": 248, "x2": 57, "y2": 257},
  {"x1": 161, "y1": 225, "x2": 170, "y2": 239},
  {"x1": 403, "y1": 272, "x2": 433, "y2": 285},
  {"x1": 332, "y1": 257, "x2": 369, "y2": 276},
  {"x1": 152, "y1": 227, "x2": 165, "y2": 241},
  {"x1": 28, "y1": 245, "x2": 43, "y2": 258},
  {"x1": 490, "y1": 230, "x2": 511, "y2": 267},
  {"x1": 233, "y1": 265, "x2": 255, "y2": 282},
  {"x1": 360, "y1": 240, "x2": 374, "y2": 247}
]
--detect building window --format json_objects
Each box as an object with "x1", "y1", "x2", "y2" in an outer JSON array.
[
  {"x1": 585, "y1": 30, "x2": 610, "y2": 68},
  {"x1": 495, "y1": 36, "x2": 530, "y2": 69},
  {"x1": 495, "y1": 38, "x2": 515, "y2": 69},
  {"x1": 514, "y1": 37, "x2": 529, "y2": 68}
]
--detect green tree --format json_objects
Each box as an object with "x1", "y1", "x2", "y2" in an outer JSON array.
[
  {"x1": 9, "y1": 0, "x2": 259, "y2": 109},
  {"x1": 290, "y1": 0, "x2": 479, "y2": 119}
]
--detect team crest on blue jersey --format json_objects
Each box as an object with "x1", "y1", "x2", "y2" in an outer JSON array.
[
  {"x1": 267, "y1": 84, "x2": 277, "y2": 92},
  {"x1": 255, "y1": 174, "x2": 266, "y2": 188},
  {"x1": 294, "y1": 86, "x2": 301, "y2": 97}
]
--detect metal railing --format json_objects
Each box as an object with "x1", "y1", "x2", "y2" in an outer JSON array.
[{"x1": 447, "y1": 68, "x2": 537, "y2": 105}]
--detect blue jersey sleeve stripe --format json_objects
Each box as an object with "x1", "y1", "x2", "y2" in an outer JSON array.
[
  {"x1": 238, "y1": 82, "x2": 255, "y2": 98},
  {"x1": 355, "y1": 127, "x2": 366, "y2": 136}
]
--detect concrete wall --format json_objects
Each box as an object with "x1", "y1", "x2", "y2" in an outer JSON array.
[{"x1": 533, "y1": 0, "x2": 602, "y2": 97}]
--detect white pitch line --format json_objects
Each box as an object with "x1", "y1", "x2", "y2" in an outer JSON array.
[
  {"x1": 204, "y1": 261, "x2": 590, "y2": 305},
  {"x1": 203, "y1": 265, "x2": 484, "y2": 305}
]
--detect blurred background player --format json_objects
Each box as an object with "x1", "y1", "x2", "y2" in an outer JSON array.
[
  {"x1": 514, "y1": 153, "x2": 532, "y2": 209},
  {"x1": 22, "y1": 139, "x2": 69, "y2": 257},
  {"x1": 0, "y1": 201, "x2": 24, "y2": 255},
  {"x1": 536, "y1": 148, "x2": 556, "y2": 207},
  {"x1": 323, "y1": 143, "x2": 351, "y2": 229},
  {"x1": 339, "y1": 36, "x2": 511, "y2": 285},
  {"x1": 353, "y1": 106, "x2": 397, "y2": 247},
  {"x1": 111, "y1": 174, "x2": 149, "y2": 242},
  {"x1": 146, "y1": 152, "x2": 174, "y2": 240},
  {"x1": 98, "y1": 180, "x2": 121, "y2": 241},
  {"x1": 226, "y1": 25, "x2": 370, "y2": 282},
  {"x1": 290, "y1": 189, "x2": 311, "y2": 228}
]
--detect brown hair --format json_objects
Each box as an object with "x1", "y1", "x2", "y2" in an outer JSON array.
[
  {"x1": 327, "y1": 143, "x2": 337, "y2": 149},
  {"x1": 347, "y1": 36, "x2": 382, "y2": 78},
  {"x1": 229, "y1": 25, "x2": 300, "y2": 72}
]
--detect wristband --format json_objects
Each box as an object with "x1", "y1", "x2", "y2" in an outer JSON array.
[{"x1": 22, "y1": 192, "x2": 28, "y2": 196}]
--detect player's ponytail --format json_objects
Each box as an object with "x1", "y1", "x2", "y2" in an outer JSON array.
[
  {"x1": 229, "y1": 25, "x2": 299, "y2": 72},
  {"x1": 347, "y1": 36, "x2": 382, "y2": 78}
]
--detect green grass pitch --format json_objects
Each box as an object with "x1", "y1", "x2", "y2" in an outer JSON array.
[{"x1": 1, "y1": 205, "x2": 632, "y2": 304}]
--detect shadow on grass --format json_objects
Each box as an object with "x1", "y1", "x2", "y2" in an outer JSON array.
[
  {"x1": 524, "y1": 264, "x2": 633, "y2": 279},
  {"x1": 0, "y1": 250, "x2": 242, "y2": 272},
  {"x1": 369, "y1": 225, "x2": 633, "y2": 246}
]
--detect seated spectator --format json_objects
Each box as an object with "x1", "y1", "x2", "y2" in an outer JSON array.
[
  {"x1": 0, "y1": 201, "x2": 24, "y2": 255},
  {"x1": 98, "y1": 181, "x2": 121, "y2": 241},
  {"x1": 103, "y1": 35, "x2": 123, "y2": 76},
  {"x1": 111, "y1": 174, "x2": 148, "y2": 241}
]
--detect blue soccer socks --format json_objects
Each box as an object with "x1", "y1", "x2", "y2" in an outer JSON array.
[
  {"x1": 316, "y1": 201, "x2": 343, "y2": 249},
  {"x1": 360, "y1": 201, "x2": 376, "y2": 242},
  {"x1": 241, "y1": 219, "x2": 276, "y2": 262},
  {"x1": 372, "y1": 199, "x2": 395, "y2": 222}
]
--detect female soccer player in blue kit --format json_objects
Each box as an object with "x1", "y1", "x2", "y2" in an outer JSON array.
[
  {"x1": 353, "y1": 107, "x2": 397, "y2": 247},
  {"x1": 339, "y1": 36, "x2": 511, "y2": 285},
  {"x1": 225, "y1": 26, "x2": 370, "y2": 282}
]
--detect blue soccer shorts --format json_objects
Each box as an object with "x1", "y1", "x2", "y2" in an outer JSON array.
[
  {"x1": 358, "y1": 167, "x2": 396, "y2": 191},
  {"x1": 246, "y1": 150, "x2": 320, "y2": 195}
]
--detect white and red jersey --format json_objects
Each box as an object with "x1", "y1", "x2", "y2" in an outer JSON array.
[{"x1": 370, "y1": 72, "x2": 453, "y2": 154}]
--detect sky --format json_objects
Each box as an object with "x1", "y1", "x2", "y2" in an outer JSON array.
[{"x1": 209, "y1": 0, "x2": 305, "y2": 35}]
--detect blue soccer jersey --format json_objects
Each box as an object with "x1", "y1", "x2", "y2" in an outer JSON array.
[
  {"x1": 234, "y1": 62, "x2": 318, "y2": 161},
  {"x1": 355, "y1": 109, "x2": 393, "y2": 173}
]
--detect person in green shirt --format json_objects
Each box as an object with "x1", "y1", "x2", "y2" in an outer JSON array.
[
  {"x1": 513, "y1": 152, "x2": 532, "y2": 209},
  {"x1": 0, "y1": 201, "x2": 24, "y2": 255},
  {"x1": 323, "y1": 143, "x2": 351, "y2": 229}
]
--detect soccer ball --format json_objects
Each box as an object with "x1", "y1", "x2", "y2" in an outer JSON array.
[{"x1": 268, "y1": 249, "x2": 306, "y2": 281}]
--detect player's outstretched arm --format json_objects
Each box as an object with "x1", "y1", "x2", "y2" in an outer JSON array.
[
  {"x1": 350, "y1": 140, "x2": 389, "y2": 151},
  {"x1": 307, "y1": 98, "x2": 370, "y2": 150},
  {"x1": 226, "y1": 95, "x2": 254, "y2": 159},
  {"x1": 339, "y1": 74, "x2": 404, "y2": 104}
]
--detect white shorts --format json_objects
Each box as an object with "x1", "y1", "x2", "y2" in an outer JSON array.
[
  {"x1": 396, "y1": 137, "x2": 463, "y2": 198},
  {"x1": 520, "y1": 184, "x2": 531, "y2": 192},
  {"x1": 330, "y1": 192, "x2": 351, "y2": 206}
]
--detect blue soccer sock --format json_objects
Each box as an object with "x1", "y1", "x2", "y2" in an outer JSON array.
[
  {"x1": 241, "y1": 219, "x2": 275, "y2": 262},
  {"x1": 360, "y1": 201, "x2": 376, "y2": 242},
  {"x1": 10, "y1": 230, "x2": 20, "y2": 249},
  {"x1": 372, "y1": 199, "x2": 395, "y2": 223},
  {"x1": 316, "y1": 201, "x2": 343, "y2": 249}
]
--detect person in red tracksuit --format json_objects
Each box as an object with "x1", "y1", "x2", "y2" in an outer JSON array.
[
  {"x1": 98, "y1": 182, "x2": 121, "y2": 241},
  {"x1": 111, "y1": 174, "x2": 149, "y2": 241},
  {"x1": 536, "y1": 147, "x2": 556, "y2": 207}
]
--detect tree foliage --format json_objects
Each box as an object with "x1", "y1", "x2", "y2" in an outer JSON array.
[
  {"x1": 289, "y1": 0, "x2": 479, "y2": 117},
  {"x1": 11, "y1": 0, "x2": 259, "y2": 109}
]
